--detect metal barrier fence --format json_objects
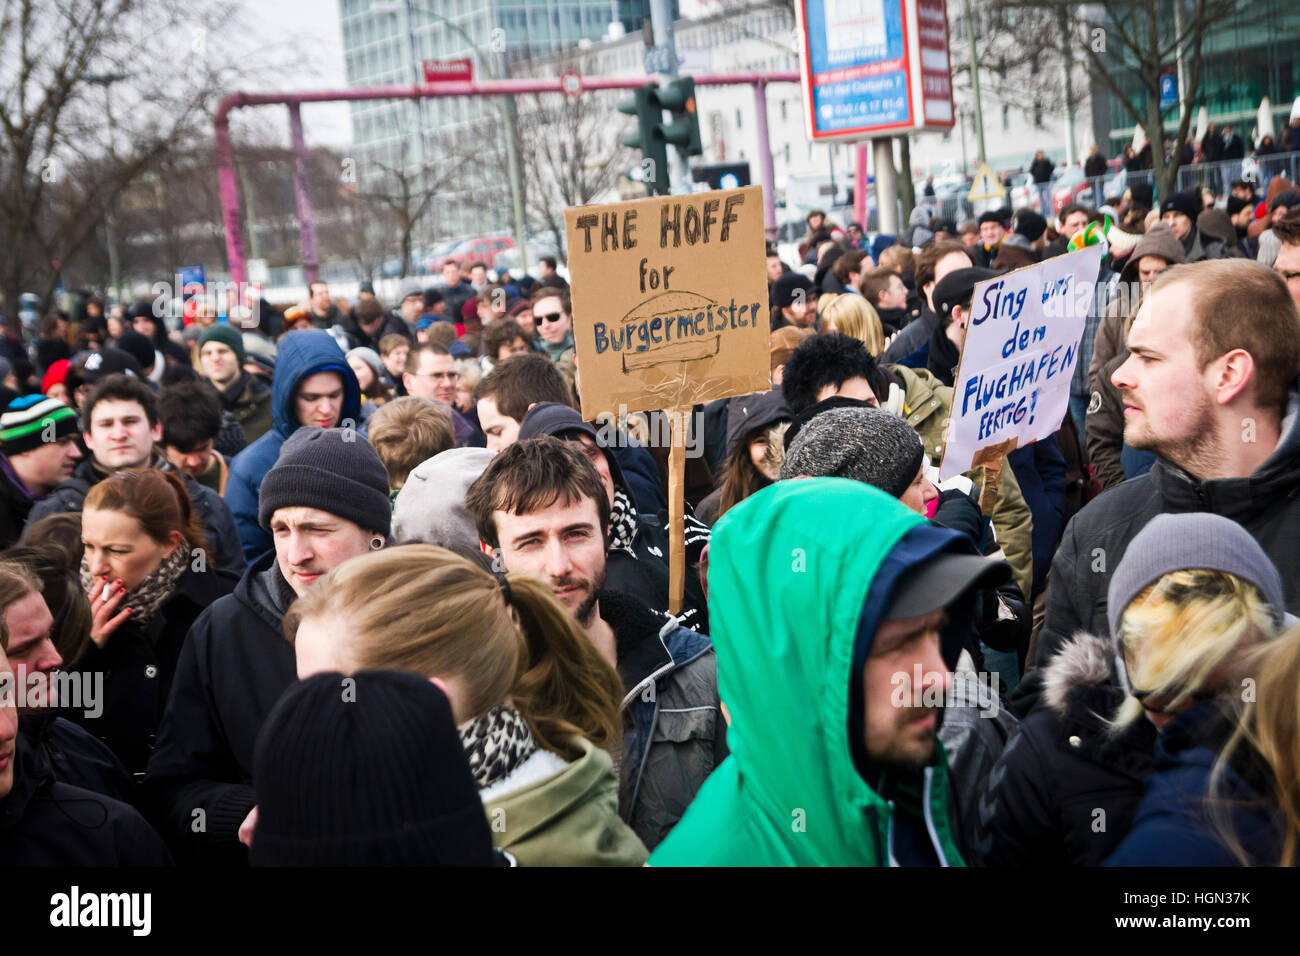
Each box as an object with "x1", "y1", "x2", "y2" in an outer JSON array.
[{"x1": 1176, "y1": 149, "x2": 1300, "y2": 197}]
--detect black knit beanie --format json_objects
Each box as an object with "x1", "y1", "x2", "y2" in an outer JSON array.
[
  {"x1": 779, "y1": 405, "x2": 926, "y2": 499},
  {"x1": 250, "y1": 670, "x2": 497, "y2": 867},
  {"x1": 258, "y1": 426, "x2": 392, "y2": 535}
]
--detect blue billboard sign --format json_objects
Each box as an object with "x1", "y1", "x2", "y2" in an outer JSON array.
[{"x1": 799, "y1": 0, "x2": 913, "y2": 140}]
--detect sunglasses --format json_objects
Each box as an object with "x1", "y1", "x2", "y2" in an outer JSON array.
[{"x1": 536, "y1": 311, "x2": 565, "y2": 324}]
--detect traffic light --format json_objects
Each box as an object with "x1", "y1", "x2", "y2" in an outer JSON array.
[
  {"x1": 618, "y1": 78, "x2": 705, "y2": 196},
  {"x1": 619, "y1": 84, "x2": 669, "y2": 196},
  {"x1": 656, "y1": 76, "x2": 703, "y2": 158}
]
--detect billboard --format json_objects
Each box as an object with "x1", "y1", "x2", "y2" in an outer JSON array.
[{"x1": 796, "y1": 0, "x2": 956, "y2": 142}]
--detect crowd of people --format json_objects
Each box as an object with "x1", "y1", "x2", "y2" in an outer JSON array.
[{"x1": 2, "y1": 173, "x2": 1300, "y2": 867}]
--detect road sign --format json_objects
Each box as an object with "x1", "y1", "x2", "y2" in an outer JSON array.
[
  {"x1": 423, "y1": 59, "x2": 472, "y2": 83},
  {"x1": 643, "y1": 45, "x2": 678, "y2": 74},
  {"x1": 178, "y1": 265, "x2": 206, "y2": 296},
  {"x1": 795, "y1": 0, "x2": 956, "y2": 142},
  {"x1": 1160, "y1": 73, "x2": 1178, "y2": 111},
  {"x1": 692, "y1": 163, "x2": 751, "y2": 191},
  {"x1": 968, "y1": 163, "x2": 1005, "y2": 202},
  {"x1": 560, "y1": 69, "x2": 583, "y2": 97}
]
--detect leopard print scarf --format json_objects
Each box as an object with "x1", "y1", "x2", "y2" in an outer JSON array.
[
  {"x1": 458, "y1": 705, "x2": 538, "y2": 791},
  {"x1": 80, "y1": 538, "x2": 190, "y2": 627}
]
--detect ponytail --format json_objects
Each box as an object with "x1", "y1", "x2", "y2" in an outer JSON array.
[
  {"x1": 503, "y1": 573, "x2": 623, "y2": 757},
  {"x1": 289, "y1": 545, "x2": 624, "y2": 762},
  {"x1": 156, "y1": 469, "x2": 208, "y2": 554}
]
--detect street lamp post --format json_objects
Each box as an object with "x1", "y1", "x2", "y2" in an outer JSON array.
[
  {"x1": 86, "y1": 72, "x2": 130, "y2": 304},
  {"x1": 372, "y1": 1, "x2": 529, "y2": 270}
]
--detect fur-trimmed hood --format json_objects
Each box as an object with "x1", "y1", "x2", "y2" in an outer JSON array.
[{"x1": 1041, "y1": 631, "x2": 1117, "y2": 716}]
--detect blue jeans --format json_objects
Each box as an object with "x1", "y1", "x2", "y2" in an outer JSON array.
[
  {"x1": 1068, "y1": 393, "x2": 1089, "y2": 438},
  {"x1": 982, "y1": 646, "x2": 1021, "y2": 695}
]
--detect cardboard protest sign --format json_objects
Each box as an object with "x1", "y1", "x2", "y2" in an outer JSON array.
[
  {"x1": 940, "y1": 245, "x2": 1104, "y2": 480},
  {"x1": 563, "y1": 185, "x2": 770, "y2": 421}
]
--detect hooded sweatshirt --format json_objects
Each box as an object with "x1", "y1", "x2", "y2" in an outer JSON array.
[
  {"x1": 224, "y1": 330, "x2": 362, "y2": 562},
  {"x1": 1086, "y1": 223, "x2": 1187, "y2": 393},
  {"x1": 649, "y1": 478, "x2": 967, "y2": 866}
]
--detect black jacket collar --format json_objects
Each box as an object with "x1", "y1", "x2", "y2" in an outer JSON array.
[{"x1": 600, "y1": 589, "x2": 673, "y2": 694}]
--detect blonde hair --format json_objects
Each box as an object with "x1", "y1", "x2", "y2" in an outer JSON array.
[
  {"x1": 1210, "y1": 627, "x2": 1300, "y2": 865},
  {"x1": 820, "y1": 294, "x2": 886, "y2": 356},
  {"x1": 1111, "y1": 569, "x2": 1279, "y2": 730},
  {"x1": 454, "y1": 357, "x2": 482, "y2": 389},
  {"x1": 284, "y1": 545, "x2": 623, "y2": 760}
]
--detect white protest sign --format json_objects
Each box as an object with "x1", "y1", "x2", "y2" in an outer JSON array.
[{"x1": 940, "y1": 245, "x2": 1104, "y2": 480}]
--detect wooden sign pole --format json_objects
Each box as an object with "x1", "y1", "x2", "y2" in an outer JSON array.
[
  {"x1": 971, "y1": 437, "x2": 1018, "y2": 516},
  {"x1": 667, "y1": 406, "x2": 688, "y2": 616}
]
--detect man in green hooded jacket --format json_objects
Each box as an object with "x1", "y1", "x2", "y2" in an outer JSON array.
[{"x1": 650, "y1": 478, "x2": 1009, "y2": 866}]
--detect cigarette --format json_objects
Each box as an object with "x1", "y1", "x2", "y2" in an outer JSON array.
[{"x1": 101, "y1": 583, "x2": 113, "y2": 603}]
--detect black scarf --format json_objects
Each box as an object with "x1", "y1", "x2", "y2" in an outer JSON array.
[
  {"x1": 877, "y1": 306, "x2": 908, "y2": 335},
  {"x1": 927, "y1": 322, "x2": 961, "y2": 388}
]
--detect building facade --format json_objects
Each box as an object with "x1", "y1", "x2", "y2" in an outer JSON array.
[{"x1": 337, "y1": 0, "x2": 663, "y2": 239}]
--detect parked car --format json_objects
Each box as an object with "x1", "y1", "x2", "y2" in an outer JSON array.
[
  {"x1": 493, "y1": 234, "x2": 564, "y2": 277},
  {"x1": 1008, "y1": 171, "x2": 1041, "y2": 213},
  {"x1": 445, "y1": 235, "x2": 515, "y2": 269},
  {"x1": 1050, "y1": 167, "x2": 1093, "y2": 216}
]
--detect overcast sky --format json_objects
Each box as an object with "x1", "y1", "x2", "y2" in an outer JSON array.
[{"x1": 232, "y1": 0, "x2": 353, "y2": 147}]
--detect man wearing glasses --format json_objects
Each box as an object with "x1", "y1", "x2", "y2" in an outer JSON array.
[
  {"x1": 530, "y1": 287, "x2": 576, "y2": 366},
  {"x1": 402, "y1": 342, "x2": 479, "y2": 446},
  {"x1": 1273, "y1": 213, "x2": 1300, "y2": 311}
]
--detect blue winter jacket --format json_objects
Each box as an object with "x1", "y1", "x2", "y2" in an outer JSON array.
[
  {"x1": 1105, "y1": 703, "x2": 1283, "y2": 867},
  {"x1": 223, "y1": 330, "x2": 361, "y2": 563},
  {"x1": 1006, "y1": 436, "x2": 1067, "y2": 596}
]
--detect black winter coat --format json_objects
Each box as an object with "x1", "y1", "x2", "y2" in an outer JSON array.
[
  {"x1": 0, "y1": 462, "x2": 35, "y2": 550},
  {"x1": 1014, "y1": 385, "x2": 1300, "y2": 715},
  {"x1": 18, "y1": 713, "x2": 135, "y2": 806},
  {"x1": 0, "y1": 733, "x2": 172, "y2": 865},
  {"x1": 66, "y1": 564, "x2": 237, "y2": 776},
  {"x1": 971, "y1": 632, "x2": 1155, "y2": 866},
  {"x1": 340, "y1": 312, "x2": 412, "y2": 351},
  {"x1": 606, "y1": 506, "x2": 710, "y2": 634},
  {"x1": 145, "y1": 553, "x2": 297, "y2": 866}
]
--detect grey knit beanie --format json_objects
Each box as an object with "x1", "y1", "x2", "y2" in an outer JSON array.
[
  {"x1": 1107, "y1": 512, "x2": 1287, "y2": 642},
  {"x1": 346, "y1": 346, "x2": 385, "y2": 381},
  {"x1": 391, "y1": 447, "x2": 494, "y2": 569},
  {"x1": 779, "y1": 406, "x2": 925, "y2": 499},
  {"x1": 258, "y1": 426, "x2": 392, "y2": 535}
]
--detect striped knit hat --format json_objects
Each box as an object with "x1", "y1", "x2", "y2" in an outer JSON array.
[{"x1": 1, "y1": 395, "x2": 80, "y2": 456}]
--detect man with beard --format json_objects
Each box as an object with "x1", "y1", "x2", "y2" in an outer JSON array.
[
  {"x1": 1013, "y1": 259, "x2": 1300, "y2": 714},
  {"x1": 465, "y1": 436, "x2": 725, "y2": 850},
  {"x1": 648, "y1": 477, "x2": 1007, "y2": 866}
]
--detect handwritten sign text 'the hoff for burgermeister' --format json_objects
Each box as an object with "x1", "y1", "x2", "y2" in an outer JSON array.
[{"x1": 564, "y1": 185, "x2": 770, "y2": 420}]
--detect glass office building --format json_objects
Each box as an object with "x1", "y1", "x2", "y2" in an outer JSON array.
[
  {"x1": 338, "y1": 0, "x2": 672, "y2": 239},
  {"x1": 1101, "y1": 0, "x2": 1300, "y2": 152}
]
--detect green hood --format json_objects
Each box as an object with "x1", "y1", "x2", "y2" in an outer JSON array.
[
  {"x1": 485, "y1": 736, "x2": 647, "y2": 867},
  {"x1": 650, "y1": 478, "x2": 965, "y2": 867}
]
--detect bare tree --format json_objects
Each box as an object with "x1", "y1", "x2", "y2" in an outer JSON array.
[
  {"x1": 0, "y1": 0, "x2": 256, "y2": 318},
  {"x1": 1006, "y1": 0, "x2": 1268, "y2": 199},
  {"x1": 350, "y1": 138, "x2": 479, "y2": 279},
  {"x1": 512, "y1": 56, "x2": 635, "y2": 264}
]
